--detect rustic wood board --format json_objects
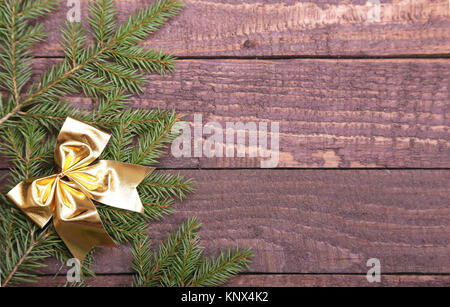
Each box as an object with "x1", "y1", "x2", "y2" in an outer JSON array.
[
  {"x1": 26, "y1": 274, "x2": 450, "y2": 287},
  {"x1": 37, "y1": 169, "x2": 450, "y2": 275},
  {"x1": 2, "y1": 57, "x2": 449, "y2": 169},
  {"x1": 226, "y1": 274, "x2": 450, "y2": 287},
  {"x1": 139, "y1": 58, "x2": 450, "y2": 168},
  {"x1": 35, "y1": 0, "x2": 450, "y2": 57},
  {"x1": 3, "y1": 0, "x2": 450, "y2": 288}
]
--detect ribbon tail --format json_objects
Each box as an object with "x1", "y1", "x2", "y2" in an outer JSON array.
[
  {"x1": 54, "y1": 180, "x2": 116, "y2": 263},
  {"x1": 69, "y1": 160, "x2": 154, "y2": 214},
  {"x1": 7, "y1": 179, "x2": 53, "y2": 228}
]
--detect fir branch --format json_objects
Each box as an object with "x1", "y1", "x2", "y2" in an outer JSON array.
[
  {"x1": 19, "y1": 0, "x2": 60, "y2": 19},
  {"x1": 164, "y1": 228, "x2": 202, "y2": 287},
  {"x1": 0, "y1": 1, "x2": 46, "y2": 103},
  {"x1": 131, "y1": 237, "x2": 153, "y2": 286},
  {"x1": 1, "y1": 227, "x2": 56, "y2": 286},
  {"x1": 130, "y1": 111, "x2": 182, "y2": 165},
  {"x1": 92, "y1": 60, "x2": 145, "y2": 93},
  {"x1": 132, "y1": 217, "x2": 201, "y2": 287},
  {"x1": 7, "y1": 0, "x2": 20, "y2": 104},
  {"x1": 61, "y1": 21, "x2": 87, "y2": 68},
  {"x1": 109, "y1": 119, "x2": 134, "y2": 162},
  {"x1": 0, "y1": 0, "x2": 58, "y2": 125},
  {"x1": 91, "y1": 89, "x2": 127, "y2": 121},
  {"x1": 139, "y1": 171, "x2": 194, "y2": 200},
  {"x1": 188, "y1": 248, "x2": 254, "y2": 287},
  {"x1": 15, "y1": 98, "x2": 82, "y2": 130},
  {"x1": 110, "y1": 46, "x2": 176, "y2": 74},
  {"x1": 0, "y1": 0, "x2": 183, "y2": 126},
  {"x1": 97, "y1": 196, "x2": 179, "y2": 244},
  {"x1": 99, "y1": 108, "x2": 184, "y2": 165},
  {"x1": 0, "y1": 121, "x2": 55, "y2": 181},
  {"x1": 88, "y1": 0, "x2": 116, "y2": 46},
  {"x1": 0, "y1": 197, "x2": 61, "y2": 287},
  {"x1": 142, "y1": 197, "x2": 175, "y2": 221},
  {"x1": 99, "y1": 207, "x2": 147, "y2": 243},
  {"x1": 132, "y1": 218, "x2": 254, "y2": 287},
  {"x1": 113, "y1": 0, "x2": 183, "y2": 46}
]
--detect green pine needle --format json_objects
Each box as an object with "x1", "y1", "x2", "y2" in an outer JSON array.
[
  {"x1": 132, "y1": 218, "x2": 254, "y2": 287},
  {"x1": 88, "y1": 0, "x2": 117, "y2": 46},
  {"x1": 0, "y1": 0, "x2": 183, "y2": 126}
]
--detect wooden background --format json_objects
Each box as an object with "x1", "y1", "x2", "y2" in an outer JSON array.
[{"x1": 9, "y1": 0, "x2": 450, "y2": 286}]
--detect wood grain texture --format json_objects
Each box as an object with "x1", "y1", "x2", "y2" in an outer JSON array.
[
  {"x1": 4, "y1": 57, "x2": 448, "y2": 169},
  {"x1": 139, "y1": 58, "x2": 450, "y2": 168},
  {"x1": 22, "y1": 274, "x2": 450, "y2": 287},
  {"x1": 34, "y1": 0, "x2": 450, "y2": 57},
  {"x1": 38, "y1": 169, "x2": 450, "y2": 274},
  {"x1": 226, "y1": 274, "x2": 450, "y2": 287}
]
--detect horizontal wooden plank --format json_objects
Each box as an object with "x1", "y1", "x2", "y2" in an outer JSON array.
[
  {"x1": 23, "y1": 274, "x2": 450, "y2": 287},
  {"x1": 3, "y1": 58, "x2": 448, "y2": 169},
  {"x1": 26, "y1": 275, "x2": 134, "y2": 287},
  {"x1": 141, "y1": 58, "x2": 450, "y2": 168},
  {"x1": 226, "y1": 274, "x2": 450, "y2": 287},
  {"x1": 35, "y1": 0, "x2": 450, "y2": 57},
  {"x1": 38, "y1": 169, "x2": 450, "y2": 274}
]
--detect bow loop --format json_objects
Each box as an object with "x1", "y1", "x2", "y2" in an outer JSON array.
[
  {"x1": 32, "y1": 175, "x2": 58, "y2": 207},
  {"x1": 68, "y1": 160, "x2": 153, "y2": 213},
  {"x1": 55, "y1": 117, "x2": 110, "y2": 172},
  {"x1": 8, "y1": 178, "x2": 53, "y2": 228}
]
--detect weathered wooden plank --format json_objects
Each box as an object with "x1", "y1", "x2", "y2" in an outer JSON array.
[
  {"x1": 24, "y1": 275, "x2": 134, "y2": 287},
  {"x1": 226, "y1": 274, "x2": 450, "y2": 287},
  {"x1": 4, "y1": 58, "x2": 448, "y2": 169},
  {"x1": 141, "y1": 58, "x2": 450, "y2": 168},
  {"x1": 22, "y1": 274, "x2": 450, "y2": 287},
  {"x1": 38, "y1": 169, "x2": 450, "y2": 274},
  {"x1": 35, "y1": 0, "x2": 450, "y2": 57}
]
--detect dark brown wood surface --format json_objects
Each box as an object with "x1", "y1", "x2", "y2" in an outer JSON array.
[
  {"x1": 1, "y1": 57, "x2": 449, "y2": 169},
  {"x1": 35, "y1": 170, "x2": 449, "y2": 275},
  {"x1": 2, "y1": 0, "x2": 449, "y2": 287},
  {"x1": 26, "y1": 274, "x2": 450, "y2": 287},
  {"x1": 35, "y1": 0, "x2": 450, "y2": 57}
]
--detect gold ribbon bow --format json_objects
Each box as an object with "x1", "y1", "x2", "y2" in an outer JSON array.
[{"x1": 7, "y1": 117, "x2": 153, "y2": 262}]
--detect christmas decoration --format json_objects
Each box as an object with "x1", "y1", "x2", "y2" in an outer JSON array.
[{"x1": 7, "y1": 117, "x2": 153, "y2": 262}]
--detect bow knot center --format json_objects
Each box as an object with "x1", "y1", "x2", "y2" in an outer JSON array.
[{"x1": 57, "y1": 172, "x2": 70, "y2": 181}]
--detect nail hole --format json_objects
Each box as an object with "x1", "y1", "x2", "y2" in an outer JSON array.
[{"x1": 243, "y1": 39, "x2": 255, "y2": 48}]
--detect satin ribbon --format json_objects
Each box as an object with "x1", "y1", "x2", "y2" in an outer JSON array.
[{"x1": 7, "y1": 117, "x2": 153, "y2": 262}]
